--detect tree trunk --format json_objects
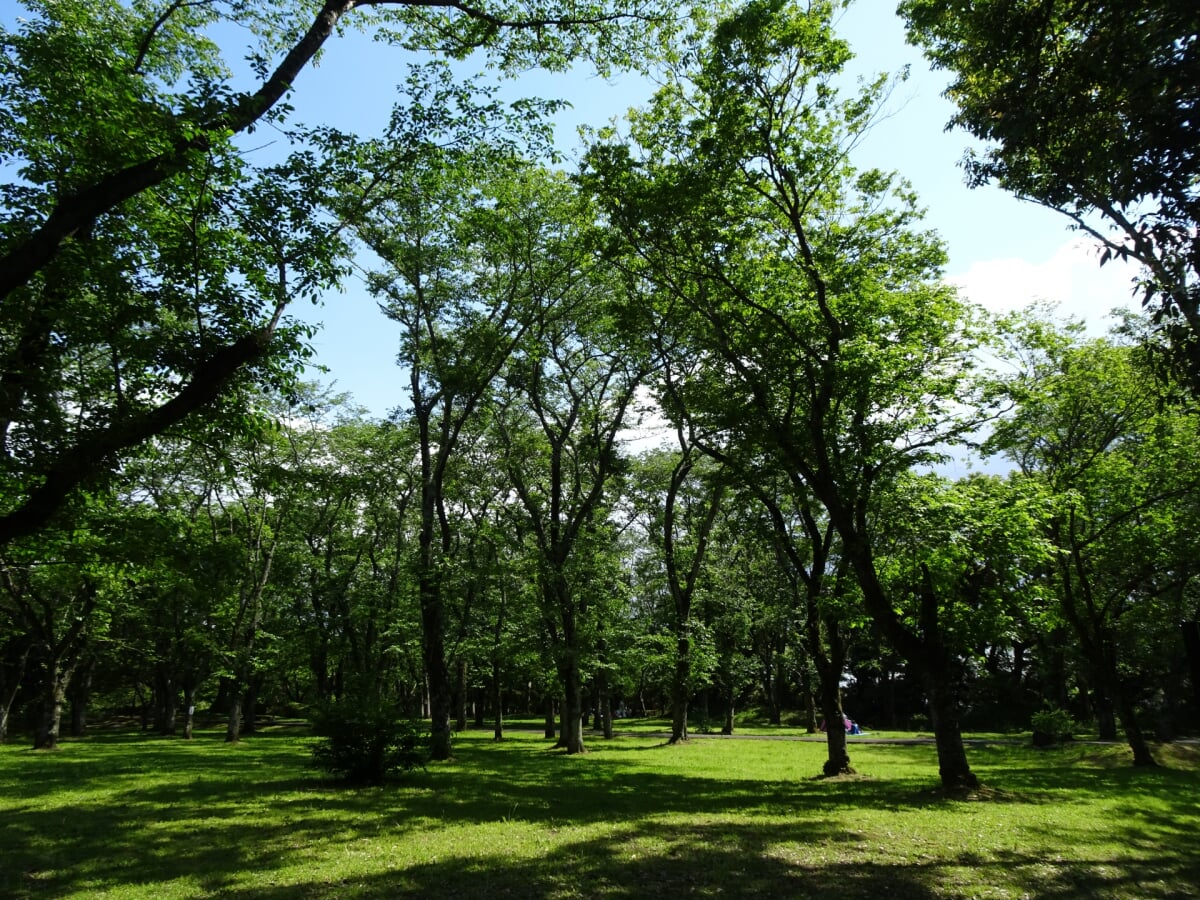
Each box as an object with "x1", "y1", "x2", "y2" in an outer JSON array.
[
  {"x1": 68, "y1": 662, "x2": 92, "y2": 737},
  {"x1": 474, "y1": 686, "x2": 486, "y2": 729},
  {"x1": 559, "y1": 655, "x2": 586, "y2": 754},
  {"x1": 722, "y1": 681, "x2": 735, "y2": 735},
  {"x1": 242, "y1": 675, "x2": 262, "y2": 736},
  {"x1": 0, "y1": 641, "x2": 30, "y2": 743},
  {"x1": 815, "y1": 621, "x2": 852, "y2": 777},
  {"x1": 34, "y1": 658, "x2": 72, "y2": 750},
  {"x1": 153, "y1": 665, "x2": 177, "y2": 735},
  {"x1": 601, "y1": 688, "x2": 613, "y2": 740},
  {"x1": 927, "y1": 677, "x2": 979, "y2": 790},
  {"x1": 1115, "y1": 687, "x2": 1158, "y2": 766},
  {"x1": 492, "y1": 661, "x2": 504, "y2": 741},
  {"x1": 761, "y1": 653, "x2": 781, "y2": 726},
  {"x1": 670, "y1": 634, "x2": 690, "y2": 744},
  {"x1": 1093, "y1": 684, "x2": 1118, "y2": 741},
  {"x1": 455, "y1": 658, "x2": 468, "y2": 733},
  {"x1": 420, "y1": 581, "x2": 453, "y2": 759},
  {"x1": 225, "y1": 692, "x2": 243, "y2": 743},
  {"x1": 183, "y1": 682, "x2": 196, "y2": 740},
  {"x1": 543, "y1": 693, "x2": 556, "y2": 739}
]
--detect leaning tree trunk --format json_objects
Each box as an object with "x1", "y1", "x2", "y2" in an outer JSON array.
[
  {"x1": 926, "y1": 675, "x2": 979, "y2": 790},
  {"x1": 1114, "y1": 684, "x2": 1158, "y2": 767}
]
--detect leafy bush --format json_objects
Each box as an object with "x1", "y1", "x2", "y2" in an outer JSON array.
[
  {"x1": 310, "y1": 700, "x2": 428, "y2": 784},
  {"x1": 1031, "y1": 707, "x2": 1075, "y2": 747}
]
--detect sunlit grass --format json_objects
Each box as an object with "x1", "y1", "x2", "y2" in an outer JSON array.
[{"x1": 1, "y1": 725, "x2": 1197, "y2": 898}]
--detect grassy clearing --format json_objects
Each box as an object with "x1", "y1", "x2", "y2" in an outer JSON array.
[{"x1": 1, "y1": 726, "x2": 1197, "y2": 899}]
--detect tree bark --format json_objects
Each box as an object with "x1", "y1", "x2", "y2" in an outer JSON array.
[
  {"x1": 669, "y1": 634, "x2": 690, "y2": 744},
  {"x1": 1114, "y1": 685, "x2": 1158, "y2": 766},
  {"x1": 559, "y1": 653, "x2": 586, "y2": 754},
  {"x1": 926, "y1": 676, "x2": 979, "y2": 790},
  {"x1": 34, "y1": 658, "x2": 72, "y2": 750},
  {"x1": 543, "y1": 694, "x2": 556, "y2": 740},
  {"x1": 225, "y1": 692, "x2": 243, "y2": 743}
]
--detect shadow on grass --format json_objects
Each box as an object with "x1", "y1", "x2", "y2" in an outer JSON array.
[{"x1": 1, "y1": 729, "x2": 1198, "y2": 898}]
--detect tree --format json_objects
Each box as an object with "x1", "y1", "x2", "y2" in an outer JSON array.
[
  {"x1": 0, "y1": 0, "x2": 681, "y2": 545},
  {"x1": 987, "y1": 320, "x2": 1200, "y2": 764},
  {"x1": 585, "y1": 0, "x2": 996, "y2": 788},
  {"x1": 627, "y1": 441, "x2": 725, "y2": 744},
  {"x1": 344, "y1": 77, "x2": 596, "y2": 757},
  {"x1": 0, "y1": 509, "x2": 122, "y2": 748},
  {"x1": 495, "y1": 257, "x2": 648, "y2": 754},
  {"x1": 900, "y1": 0, "x2": 1200, "y2": 378}
]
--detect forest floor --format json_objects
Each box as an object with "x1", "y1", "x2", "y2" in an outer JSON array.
[{"x1": 2, "y1": 725, "x2": 1198, "y2": 899}]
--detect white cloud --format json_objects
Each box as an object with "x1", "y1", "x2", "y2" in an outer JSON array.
[{"x1": 949, "y1": 237, "x2": 1142, "y2": 332}]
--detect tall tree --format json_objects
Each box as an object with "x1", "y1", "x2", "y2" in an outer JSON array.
[
  {"x1": 987, "y1": 321, "x2": 1200, "y2": 765},
  {"x1": 495, "y1": 259, "x2": 648, "y2": 754},
  {"x1": 900, "y1": 0, "x2": 1200, "y2": 379},
  {"x1": 0, "y1": 0, "x2": 681, "y2": 544},
  {"x1": 585, "y1": 0, "x2": 997, "y2": 788},
  {"x1": 345, "y1": 77, "x2": 590, "y2": 757}
]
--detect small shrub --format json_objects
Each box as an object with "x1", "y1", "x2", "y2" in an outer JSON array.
[
  {"x1": 310, "y1": 700, "x2": 428, "y2": 785},
  {"x1": 1031, "y1": 707, "x2": 1075, "y2": 747}
]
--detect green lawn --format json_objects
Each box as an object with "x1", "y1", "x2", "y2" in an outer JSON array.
[{"x1": 1, "y1": 726, "x2": 1197, "y2": 898}]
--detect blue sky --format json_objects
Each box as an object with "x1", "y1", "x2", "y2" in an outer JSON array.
[{"x1": 274, "y1": 2, "x2": 1139, "y2": 417}]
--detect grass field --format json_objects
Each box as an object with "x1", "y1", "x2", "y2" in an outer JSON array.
[{"x1": 1, "y1": 724, "x2": 1198, "y2": 898}]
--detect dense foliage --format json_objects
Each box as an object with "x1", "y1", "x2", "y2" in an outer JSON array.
[{"x1": 1, "y1": 0, "x2": 1198, "y2": 793}]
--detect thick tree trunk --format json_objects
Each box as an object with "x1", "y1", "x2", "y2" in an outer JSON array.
[
  {"x1": 819, "y1": 695, "x2": 851, "y2": 777},
  {"x1": 670, "y1": 634, "x2": 690, "y2": 744},
  {"x1": 420, "y1": 578, "x2": 453, "y2": 760},
  {"x1": 1115, "y1": 688, "x2": 1158, "y2": 766},
  {"x1": 1093, "y1": 684, "x2": 1118, "y2": 741},
  {"x1": 242, "y1": 675, "x2": 262, "y2": 736},
  {"x1": 225, "y1": 692, "x2": 243, "y2": 743},
  {"x1": 816, "y1": 624, "x2": 852, "y2": 776},
  {"x1": 927, "y1": 677, "x2": 979, "y2": 790},
  {"x1": 34, "y1": 659, "x2": 72, "y2": 750},
  {"x1": 559, "y1": 655, "x2": 586, "y2": 754}
]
